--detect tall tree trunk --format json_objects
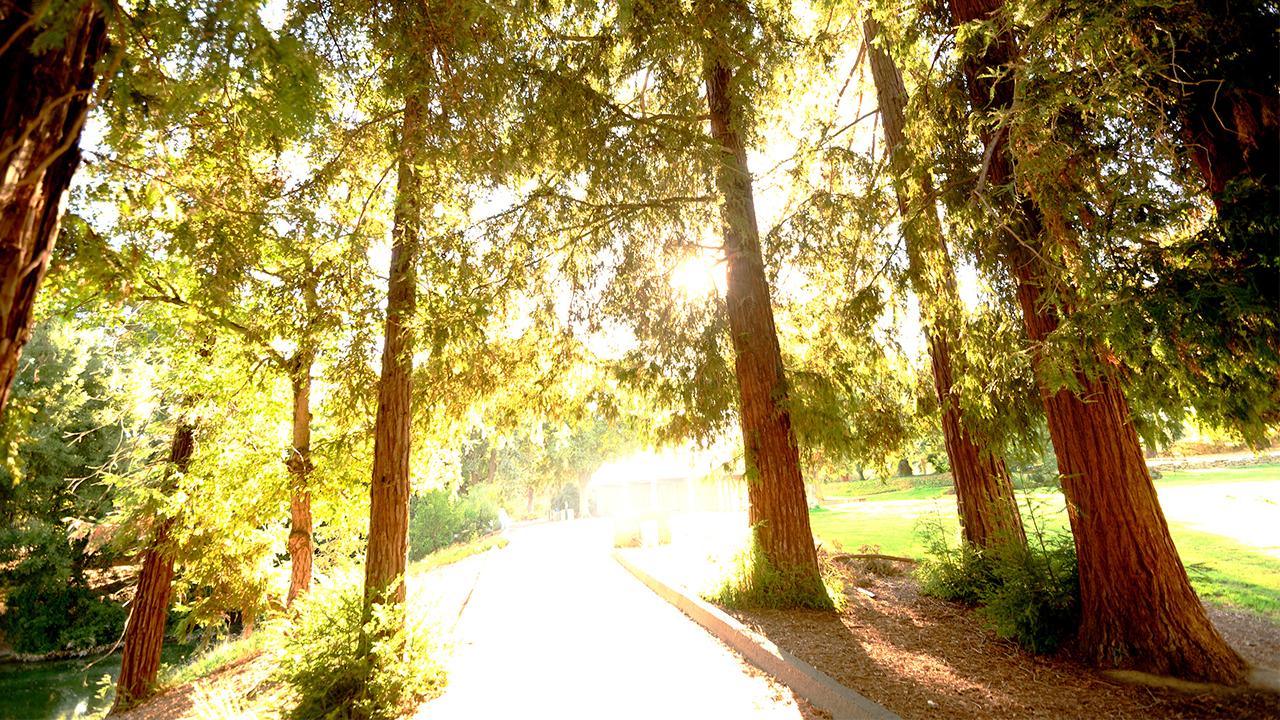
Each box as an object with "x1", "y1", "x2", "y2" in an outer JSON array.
[
  {"x1": 576, "y1": 472, "x2": 591, "y2": 519},
  {"x1": 113, "y1": 422, "x2": 195, "y2": 711},
  {"x1": 0, "y1": 0, "x2": 107, "y2": 415},
  {"x1": 700, "y1": 27, "x2": 823, "y2": 598},
  {"x1": 949, "y1": 0, "x2": 1245, "y2": 683},
  {"x1": 862, "y1": 17, "x2": 1024, "y2": 550},
  {"x1": 364, "y1": 98, "x2": 421, "y2": 610},
  {"x1": 286, "y1": 351, "x2": 315, "y2": 607}
]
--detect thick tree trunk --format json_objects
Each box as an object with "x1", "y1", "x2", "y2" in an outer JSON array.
[
  {"x1": 949, "y1": 0, "x2": 1245, "y2": 683},
  {"x1": 364, "y1": 98, "x2": 421, "y2": 610},
  {"x1": 701, "y1": 40, "x2": 823, "y2": 596},
  {"x1": 286, "y1": 351, "x2": 315, "y2": 607},
  {"x1": 862, "y1": 17, "x2": 1023, "y2": 550},
  {"x1": 0, "y1": 0, "x2": 107, "y2": 415},
  {"x1": 113, "y1": 422, "x2": 195, "y2": 711}
]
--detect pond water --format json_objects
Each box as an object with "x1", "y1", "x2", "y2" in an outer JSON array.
[{"x1": 0, "y1": 645, "x2": 191, "y2": 720}]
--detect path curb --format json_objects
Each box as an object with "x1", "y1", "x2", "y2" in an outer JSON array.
[{"x1": 614, "y1": 551, "x2": 900, "y2": 720}]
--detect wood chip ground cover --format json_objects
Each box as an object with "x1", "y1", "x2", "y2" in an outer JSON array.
[{"x1": 732, "y1": 560, "x2": 1280, "y2": 719}]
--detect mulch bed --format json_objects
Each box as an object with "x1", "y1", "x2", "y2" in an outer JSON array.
[{"x1": 731, "y1": 559, "x2": 1280, "y2": 720}]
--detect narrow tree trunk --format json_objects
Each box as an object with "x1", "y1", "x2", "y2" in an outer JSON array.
[
  {"x1": 0, "y1": 0, "x2": 108, "y2": 415},
  {"x1": 701, "y1": 31, "x2": 823, "y2": 598},
  {"x1": 364, "y1": 98, "x2": 421, "y2": 610},
  {"x1": 576, "y1": 472, "x2": 591, "y2": 519},
  {"x1": 113, "y1": 422, "x2": 195, "y2": 711},
  {"x1": 949, "y1": 0, "x2": 1245, "y2": 683},
  {"x1": 286, "y1": 351, "x2": 315, "y2": 607},
  {"x1": 862, "y1": 17, "x2": 1024, "y2": 550}
]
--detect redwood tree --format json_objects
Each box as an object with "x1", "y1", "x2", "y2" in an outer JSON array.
[
  {"x1": 363, "y1": 97, "x2": 422, "y2": 609},
  {"x1": 700, "y1": 5, "x2": 824, "y2": 600},
  {"x1": 948, "y1": 0, "x2": 1245, "y2": 683},
  {"x1": 862, "y1": 15, "x2": 1023, "y2": 550},
  {"x1": 0, "y1": 0, "x2": 108, "y2": 415},
  {"x1": 113, "y1": 421, "x2": 195, "y2": 711},
  {"x1": 285, "y1": 350, "x2": 315, "y2": 606}
]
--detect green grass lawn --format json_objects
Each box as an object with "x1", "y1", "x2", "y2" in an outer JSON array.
[
  {"x1": 1150, "y1": 463, "x2": 1280, "y2": 487},
  {"x1": 820, "y1": 463, "x2": 1280, "y2": 502},
  {"x1": 812, "y1": 463, "x2": 1280, "y2": 617}
]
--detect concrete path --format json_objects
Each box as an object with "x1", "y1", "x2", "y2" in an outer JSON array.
[{"x1": 413, "y1": 520, "x2": 816, "y2": 719}]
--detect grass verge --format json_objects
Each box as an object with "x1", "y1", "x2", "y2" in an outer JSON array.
[
  {"x1": 408, "y1": 533, "x2": 509, "y2": 575},
  {"x1": 159, "y1": 631, "x2": 270, "y2": 690}
]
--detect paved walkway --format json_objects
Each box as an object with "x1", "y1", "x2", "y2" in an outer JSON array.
[{"x1": 414, "y1": 520, "x2": 814, "y2": 719}]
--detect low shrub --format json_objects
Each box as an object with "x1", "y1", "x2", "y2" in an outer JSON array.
[
  {"x1": 707, "y1": 530, "x2": 843, "y2": 611},
  {"x1": 277, "y1": 583, "x2": 445, "y2": 720},
  {"x1": 976, "y1": 535, "x2": 1079, "y2": 654},
  {"x1": 408, "y1": 489, "x2": 500, "y2": 561},
  {"x1": 916, "y1": 534, "x2": 996, "y2": 605},
  {"x1": 916, "y1": 517, "x2": 1079, "y2": 654}
]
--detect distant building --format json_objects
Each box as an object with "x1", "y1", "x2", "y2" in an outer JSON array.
[{"x1": 587, "y1": 447, "x2": 747, "y2": 516}]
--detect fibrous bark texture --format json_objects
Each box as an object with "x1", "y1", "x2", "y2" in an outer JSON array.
[
  {"x1": 0, "y1": 0, "x2": 107, "y2": 415},
  {"x1": 113, "y1": 422, "x2": 194, "y2": 711},
  {"x1": 364, "y1": 98, "x2": 421, "y2": 609},
  {"x1": 286, "y1": 351, "x2": 314, "y2": 607},
  {"x1": 949, "y1": 0, "x2": 1246, "y2": 683},
  {"x1": 863, "y1": 15, "x2": 1024, "y2": 550},
  {"x1": 702, "y1": 42, "x2": 822, "y2": 595}
]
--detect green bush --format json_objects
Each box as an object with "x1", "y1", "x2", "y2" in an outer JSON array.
[
  {"x1": 707, "y1": 530, "x2": 842, "y2": 611},
  {"x1": 915, "y1": 524, "x2": 997, "y2": 605},
  {"x1": 976, "y1": 535, "x2": 1079, "y2": 654},
  {"x1": 277, "y1": 583, "x2": 445, "y2": 720},
  {"x1": 916, "y1": 519, "x2": 1079, "y2": 654},
  {"x1": 0, "y1": 582, "x2": 126, "y2": 654},
  {"x1": 408, "y1": 489, "x2": 499, "y2": 561}
]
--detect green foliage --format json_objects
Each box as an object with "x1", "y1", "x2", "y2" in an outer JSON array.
[
  {"x1": 407, "y1": 489, "x2": 499, "y2": 561},
  {"x1": 707, "y1": 531, "x2": 840, "y2": 611},
  {"x1": 0, "y1": 321, "x2": 136, "y2": 655},
  {"x1": 409, "y1": 535, "x2": 509, "y2": 575},
  {"x1": 277, "y1": 584, "x2": 445, "y2": 720},
  {"x1": 0, "y1": 582, "x2": 126, "y2": 655},
  {"x1": 161, "y1": 631, "x2": 270, "y2": 689},
  {"x1": 915, "y1": 532, "x2": 995, "y2": 606},
  {"x1": 916, "y1": 518, "x2": 1079, "y2": 655}
]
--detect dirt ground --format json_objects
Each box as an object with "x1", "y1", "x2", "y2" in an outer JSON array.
[
  {"x1": 112, "y1": 652, "x2": 280, "y2": 720},
  {"x1": 732, "y1": 558, "x2": 1280, "y2": 720}
]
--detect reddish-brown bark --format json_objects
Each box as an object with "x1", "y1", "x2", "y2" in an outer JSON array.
[
  {"x1": 113, "y1": 422, "x2": 194, "y2": 711},
  {"x1": 364, "y1": 98, "x2": 421, "y2": 609},
  {"x1": 702, "y1": 41, "x2": 822, "y2": 595},
  {"x1": 949, "y1": 0, "x2": 1246, "y2": 683},
  {"x1": 286, "y1": 351, "x2": 314, "y2": 607},
  {"x1": 863, "y1": 16, "x2": 1024, "y2": 550},
  {"x1": 0, "y1": 0, "x2": 107, "y2": 415}
]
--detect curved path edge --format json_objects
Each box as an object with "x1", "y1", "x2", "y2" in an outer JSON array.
[{"x1": 613, "y1": 550, "x2": 900, "y2": 720}]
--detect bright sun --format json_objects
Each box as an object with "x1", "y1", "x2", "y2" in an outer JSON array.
[{"x1": 670, "y1": 253, "x2": 724, "y2": 299}]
